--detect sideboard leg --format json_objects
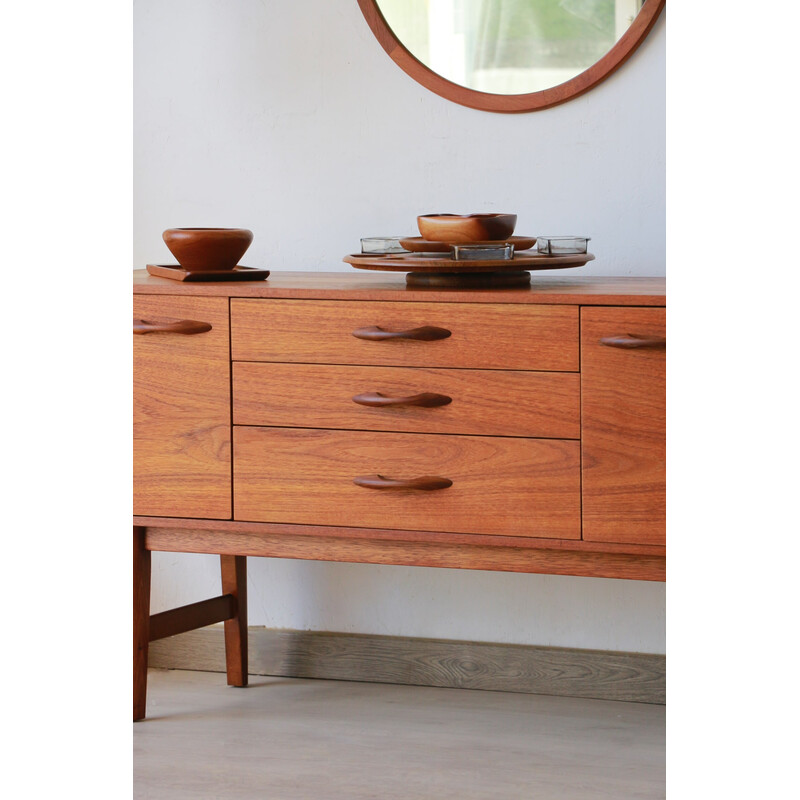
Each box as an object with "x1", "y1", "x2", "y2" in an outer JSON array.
[
  {"x1": 133, "y1": 526, "x2": 151, "y2": 721},
  {"x1": 220, "y1": 555, "x2": 248, "y2": 687}
]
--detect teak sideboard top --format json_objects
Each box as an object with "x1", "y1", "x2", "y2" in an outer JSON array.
[
  {"x1": 133, "y1": 270, "x2": 665, "y2": 305},
  {"x1": 134, "y1": 270, "x2": 665, "y2": 584}
]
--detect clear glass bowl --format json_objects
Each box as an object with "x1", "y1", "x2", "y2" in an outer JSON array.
[
  {"x1": 451, "y1": 243, "x2": 515, "y2": 261},
  {"x1": 360, "y1": 237, "x2": 407, "y2": 254},
  {"x1": 536, "y1": 236, "x2": 590, "y2": 255}
]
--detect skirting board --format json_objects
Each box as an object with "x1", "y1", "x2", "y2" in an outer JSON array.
[{"x1": 149, "y1": 627, "x2": 665, "y2": 705}]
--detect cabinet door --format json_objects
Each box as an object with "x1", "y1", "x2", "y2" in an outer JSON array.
[
  {"x1": 581, "y1": 307, "x2": 665, "y2": 545},
  {"x1": 134, "y1": 295, "x2": 231, "y2": 518}
]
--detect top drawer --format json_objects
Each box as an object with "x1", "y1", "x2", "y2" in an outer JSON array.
[{"x1": 231, "y1": 299, "x2": 578, "y2": 371}]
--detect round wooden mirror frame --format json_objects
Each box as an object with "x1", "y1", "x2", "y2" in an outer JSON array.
[{"x1": 357, "y1": 0, "x2": 666, "y2": 113}]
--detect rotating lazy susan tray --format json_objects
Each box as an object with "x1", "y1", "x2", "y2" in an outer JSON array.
[{"x1": 344, "y1": 251, "x2": 594, "y2": 288}]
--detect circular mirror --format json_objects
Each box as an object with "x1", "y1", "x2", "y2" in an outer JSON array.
[{"x1": 358, "y1": 0, "x2": 665, "y2": 112}]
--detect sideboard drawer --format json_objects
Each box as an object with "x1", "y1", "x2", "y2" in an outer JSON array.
[
  {"x1": 231, "y1": 299, "x2": 578, "y2": 371},
  {"x1": 233, "y1": 427, "x2": 581, "y2": 538},
  {"x1": 233, "y1": 362, "x2": 579, "y2": 438}
]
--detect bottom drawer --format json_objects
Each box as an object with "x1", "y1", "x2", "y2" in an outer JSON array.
[{"x1": 233, "y1": 427, "x2": 580, "y2": 538}]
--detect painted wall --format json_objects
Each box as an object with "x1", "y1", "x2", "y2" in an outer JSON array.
[{"x1": 135, "y1": 0, "x2": 665, "y2": 653}]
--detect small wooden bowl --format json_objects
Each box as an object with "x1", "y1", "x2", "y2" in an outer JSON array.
[
  {"x1": 417, "y1": 213, "x2": 517, "y2": 243},
  {"x1": 162, "y1": 228, "x2": 254, "y2": 272}
]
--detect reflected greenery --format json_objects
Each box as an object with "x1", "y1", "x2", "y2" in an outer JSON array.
[{"x1": 377, "y1": 0, "x2": 641, "y2": 95}]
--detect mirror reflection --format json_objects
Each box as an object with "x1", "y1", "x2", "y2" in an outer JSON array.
[{"x1": 377, "y1": 0, "x2": 644, "y2": 95}]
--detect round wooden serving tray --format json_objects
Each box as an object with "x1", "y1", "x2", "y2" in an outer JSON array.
[
  {"x1": 344, "y1": 251, "x2": 594, "y2": 288},
  {"x1": 398, "y1": 235, "x2": 537, "y2": 253}
]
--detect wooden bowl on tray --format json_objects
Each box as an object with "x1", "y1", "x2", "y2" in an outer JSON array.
[
  {"x1": 417, "y1": 213, "x2": 517, "y2": 243},
  {"x1": 162, "y1": 228, "x2": 253, "y2": 272}
]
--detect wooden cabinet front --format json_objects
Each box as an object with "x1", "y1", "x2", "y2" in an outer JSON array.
[
  {"x1": 231, "y1": 299, "x2": 579, "y2": 371},
  {"x1": 233, "y1": 427, "x2": 581, "y2": 538},
  {"x1": 233, "y1": 362, "x2": 580, "y2": 439},
  {"x1": 581, "y1": 307, "x2": 666, "y2": 545},
  {"x1": 133, "y1": 295, "x2": 232, "y2": 519},
  {"x1": 133, "y1": 272, "x2": 666, "y2": 581}
]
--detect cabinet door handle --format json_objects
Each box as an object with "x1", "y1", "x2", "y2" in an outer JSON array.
[
  {"x1": 352, "y1": 325, "x2": 451, "y2": 341},
  {"x1": 133, "y1": 319, "x2": 213, "y2": 335},
  {"x1": 353, "y1": 474, "x2": 453, "y2": 491},
  {"x1": 600, "y1": 334, "x2": 665, "y2": 350},
  {"x1": 352, "y1": 392, "x2": 452, "y2": 408}
]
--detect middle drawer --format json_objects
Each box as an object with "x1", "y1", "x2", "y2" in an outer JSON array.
[{"x1": 233, "y1": 362, "x2": 580, "y2": 439}]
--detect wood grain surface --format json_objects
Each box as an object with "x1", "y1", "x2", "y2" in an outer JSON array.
[
  {"x1": 581, "y1": 307, "x2": 666, "y2": 545},
  {"x1": 220, "y1": 555, "x2": 248, "y2": 687},
  {"x1": 148, "y1": 595, "x2": 237, "y2": 642},
  {"x1": 149, "y1": 627, "x2": 666, "y2": 704},
  {"x1": 233, "y1": 427, "x2": 581, "y2": 538},
  {"x1": 231, "y1": 299, "x2": 578, "y2": 371},
  {"x1": 144, "y1": 525, "x2": 664, "y2": 580},
  {"x1": 343, "y1": 250, "x2": 593, "y2": 271},
  {"x1": 133, "y1": 295, "x2": 232, "y2": 518},
  {"x1": 398, "y1": 235, "x2": 537, "y2": 252},
  {"x1": 135, "y1": 516, "x2": 664, "y2": 557},
  {"x1": 134, "y1": 270, "x2": 666, "y2": 306},
  {"x1": 233, "y1": 362, "x2": 580, "y2": 438},
  {"x1": 133, "y1": 526, "x2": 150, "y2": 721}
]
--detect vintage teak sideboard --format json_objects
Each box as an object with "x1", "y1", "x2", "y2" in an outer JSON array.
[{"x1": 133, "y1": 270, "x2": 666, "y2": 720}]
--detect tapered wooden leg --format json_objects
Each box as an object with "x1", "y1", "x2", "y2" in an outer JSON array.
[
  {"x1": 133, "y1": 526, "x2": 151, "y2": 721},
  {"x1": 220, "y1": 555, "x2": 248, "y2": 686}
]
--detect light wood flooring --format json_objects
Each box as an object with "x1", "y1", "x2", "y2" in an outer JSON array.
[{"x1": 134, "y1": 669, "x2": 665, "y2": 799}]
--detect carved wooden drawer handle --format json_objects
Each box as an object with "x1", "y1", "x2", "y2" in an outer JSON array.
[
  {"x1": 352, "y1": 392, "x2": 453, "y2": 408},
  {"x1": 133, "y1": 319, "x2": 213, "y2": 335},
  {"x1": 352, "y1": 325, "x2": 451, "y2": 341},
  {"x1": 353, "y1": 475, "x2": 453, "y2": 491},
  {"x1": 600, "y1": 334, "x2": 665, "y2": 350}
]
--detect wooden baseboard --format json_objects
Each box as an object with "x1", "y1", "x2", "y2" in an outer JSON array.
[{"x1": 149, "y1": 627, "x2": 665, "y2": 704}]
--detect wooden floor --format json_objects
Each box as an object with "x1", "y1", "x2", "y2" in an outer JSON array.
[{"x1": 134, "y1": 669, "x2": 665, "y2": 799}]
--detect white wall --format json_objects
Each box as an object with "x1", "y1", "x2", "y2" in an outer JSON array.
[{"x1": 135, "y1": 0, "x2": 665, "y2": 654}]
